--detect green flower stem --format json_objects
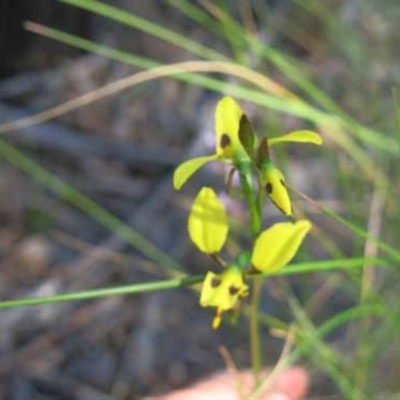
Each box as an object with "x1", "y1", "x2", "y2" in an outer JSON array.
[
  {"x1": 250, "y1": 278, "x2": 263, "y2": 383},
  {"x1": 257, "y1": 182, "x2": 266, "y2": 218},
  {"x1": 237, "y1": 160, "x2": 264, "y2": 383},
  {"x1": 0, "y1": 275, "x2": 204, "y2": 309},
  {"x1": 238, "y1": 162, "x2": 261, "y2": 239}
]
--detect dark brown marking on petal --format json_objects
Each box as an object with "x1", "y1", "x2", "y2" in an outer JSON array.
[
  {"x1": 266, "y1": 182, "x2": 273, "y2": 194},
  {"x1": 220, "y1": 133, "x2": 231, "y2": 149},
  {"x1": 280, "y1": 179, "x2": 286, "y2": 187},
  {"x1": 211, "y1": 277, "x2": 222, "y2": 288},
  {"x1": 229, "y1": 286, "x2": 239, "y2": 295}
]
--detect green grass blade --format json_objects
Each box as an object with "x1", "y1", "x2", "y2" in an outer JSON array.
[
  {"x1": 170, "y1": 2, "x2": 398, "y2": 158},
  {"x1": 51, "y1": 1, "x2": 398, "y2": 159},
  {"x1": 57, "y1": 0, "x2": 229, "y2": 61},
  {"x1": 8, "y1": 25, "x2": 400, "y2": 261},
  {"x1": 271, "y1": 257, "x2": 389, "y2": 276},
  {"x1": 25, "y1": 22, "x2": 156, "y2": 70},
  {"x1": 318, "y1": 304, "x2": 384, "y2": 338},
  {"x1": 288, "y1": 294, "x2": 356, "y2": 398},
  {"x1": 392, "y1": 87, "x2": 400, "y2": 159},
  {"x1": 24, "y1": 23, "x2": 398, "y2": 160},
  {"x1": 170, "y1": 0, "x2": 242, "y2": 47},
  {"x1": 23, "y1": 23, "x2": 297, "y2": 120},
  {"x1": 321, "y1": 206, "x2": 400, "y2": 263},
  {"x1": 291, "y1": 188, "x2": 400, "y2": 262},
  {"x1": 0, "y1": 275, "x2": 203, "y2": 309}
]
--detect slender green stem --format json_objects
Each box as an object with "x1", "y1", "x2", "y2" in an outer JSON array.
[
  {"x1": 238, "y1": 163, "x2": 261, "y2": 238},
  {"x1": 237, "y1": 160, "x2": 263, "y2": 383},
  {"x1": 257, "y1": 181, "x2": 265, "y2": 218},
  {"x1": 270, "y1": 257, "x2": 388, "y2": 276},
  {"x1": 354, "y1": 188, "x2": 384, "y2": 400},
  {"x1": 0, "y1": 275, "x2": 204, "y2": 309},
  {"x1": 287, "y1": 294, "x2": 358, "y2": 399},
  {"x1": 392, "y1": 88, "x2": 400, "y2": 160},
  {"x1": 290, "y1": 185, "x2": 400, "y2": 263},
  {"x1": 58, "y1": 0, "x2": 229, "y2": 62},
  {"x1": 250, "y1": 278, "x2": 263, "y2": 382}
]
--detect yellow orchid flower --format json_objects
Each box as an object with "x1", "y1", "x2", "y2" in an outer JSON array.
[
  {"x1": 199, "y1": 220, "x2": 311, "y2": 328},
  {"x1": 173, "y1": 96, "x2": 247, "y2": 190},
  {"x1": 200, "y1": 266, "x2": 249, "y2": 329},
  {"x1": 173, "y1": 95, "x2": 322, "y2": 218},
  {"x1": 251, "y1": 220, "x2": 312, "y2": 274},
  {"x1": 188, "y1": 187, "x2": 228, "y2": 254}
]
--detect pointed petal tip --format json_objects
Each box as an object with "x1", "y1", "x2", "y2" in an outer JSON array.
[
  {"x1": 297, "y1": 219, "x2": 313, "y2": 231},
  {"x1": 251, "y1": 219, "x2": 312, "y2": 273},
  {"x1": 173, "y1": 155, "x2": 218, "y2": 190},
  {"x1": 215, "y1": 96, "x2": 243, "y2": 158},
  {"x1": 261, "y1": 163, "x2": 292, "y2": 217},
  {"x1": 269, "y1": 130, "x2": 323, "y2": 146},
  {"x1": 173, "y1": 174, "x2": 184, "y2": 190}
]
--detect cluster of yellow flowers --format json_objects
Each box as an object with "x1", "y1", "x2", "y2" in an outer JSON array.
[{"x1": 173, "y1": 96, "x2": 322, "y2": 329}]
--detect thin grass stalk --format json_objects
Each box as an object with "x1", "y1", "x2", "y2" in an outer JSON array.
[
  {"x1": 354, "y1": 187, "x2": 385, "y2": 399},
  {"x1": 0, "y1": 276, "x2": 203, "y2": 309}
]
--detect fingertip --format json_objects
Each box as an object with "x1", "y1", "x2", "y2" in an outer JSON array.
[{"x1": 270, "y1": 366, "x2": 309, "y2": 400}]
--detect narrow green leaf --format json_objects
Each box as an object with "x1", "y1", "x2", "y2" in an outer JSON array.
[
  {"x1": 58, "y1": 0, "x2": 228, "y2": 61},
  {"x1": 268, "y1": 257, "x2": 389, "y2": 276},
  {"x1": 318, "y1": 304, "x2": 384, "y2": 338},
  {"x1": 0, "y1": 276, "x2": 204, "y2": 309},
  {"x1": 392, "y1": 87, "x2": 400, "y2": 161}
]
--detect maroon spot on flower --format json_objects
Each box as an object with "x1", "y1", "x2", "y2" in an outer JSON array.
[
  {"x1": 211, "y1": 277, "x2": 222, "y2": 288},
  {"x1": 266, "y1": 182, "x2": 273, "y2": 194},
  {"x1": 229, "y1": 286, "x2": 239, "y2": 295},
  {"x1": 220, "y1": 133, "x2": 231, "y2": 149}
]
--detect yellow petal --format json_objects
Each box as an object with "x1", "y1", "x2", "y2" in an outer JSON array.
[
  {"x1": 173, "y1": 154, "x2": 218, "y2": 190},
  {"x1": 188, "y1": 187, "x2": 228, "y2": 254},
  {"x1": 268, "y1": 130, "x2": 323, "y2": 146},
  {"x1": 251, "y1": 220, "x2": 312, "y2": 273},
  {"x1": 200, "y1": 267, "x2": 248, "y2": 310},
  {"x1": 260, "y1": 162, "x2": 292, "y2": 217},
  {"x1": 215, "y1": 96, "x2": 243, "y2": 159}
]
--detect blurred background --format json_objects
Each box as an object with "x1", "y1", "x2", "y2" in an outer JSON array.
[{"x1": 0, "y1": 0, "x2": 399, "y2": 399}]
